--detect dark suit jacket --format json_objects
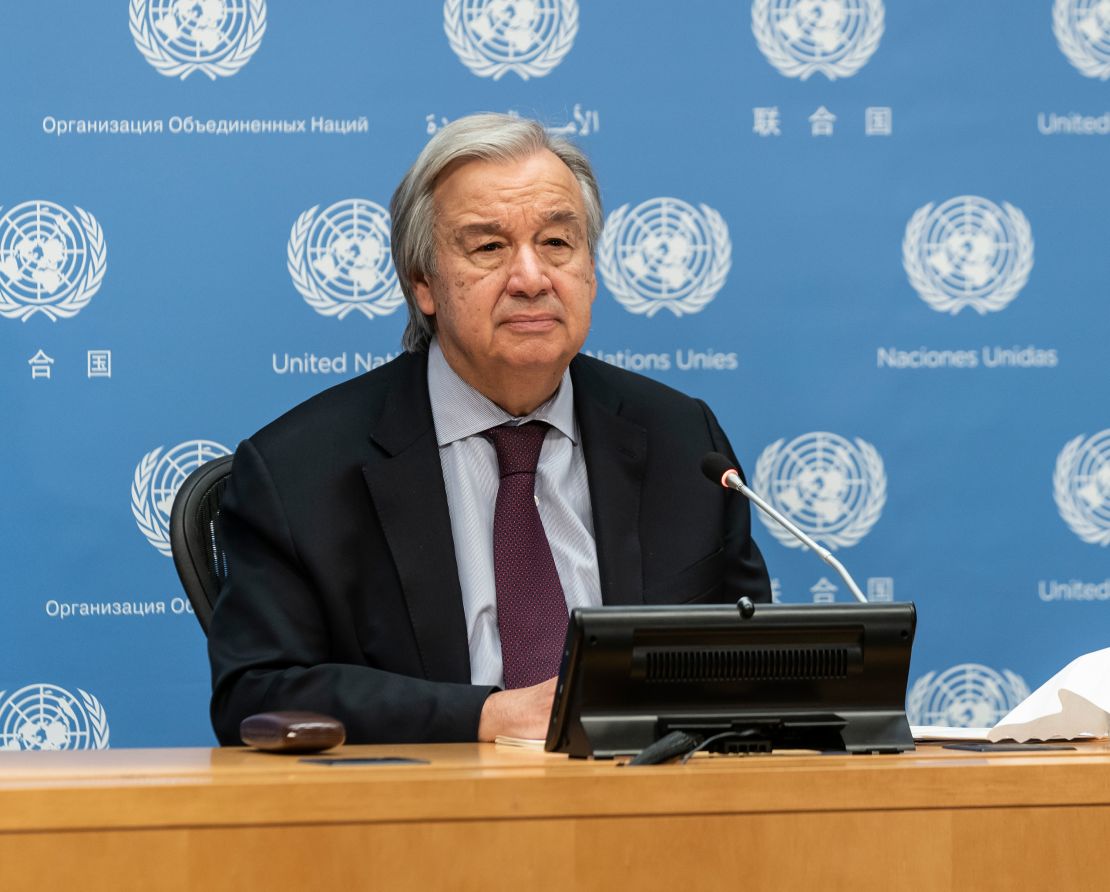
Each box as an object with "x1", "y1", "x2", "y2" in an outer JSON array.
[{"x1": 208, "y1": 350, "x2": 770, "y2": 745}]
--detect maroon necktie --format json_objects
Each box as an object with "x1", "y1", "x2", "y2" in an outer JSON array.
[{"x1": 486, "y1": 422, "x2": 569, "y2": 689}]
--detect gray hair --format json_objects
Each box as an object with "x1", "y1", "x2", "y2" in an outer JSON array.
[{"x1": 390, "y1": 113, "x2": 603, "y2": 353}]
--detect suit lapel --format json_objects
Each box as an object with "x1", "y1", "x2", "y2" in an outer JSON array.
[
  {"x1": 572, "y1": 357, "x2": 646, "y2": 606},
  {"x1": 361, "y1": 353, "x2": 471, "y2": 683}
]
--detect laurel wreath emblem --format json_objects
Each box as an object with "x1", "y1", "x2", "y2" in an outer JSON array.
[
  {"x1": 444, "y1": 0, "x2": 578, "y2": 80},
  {"x1": 79, "y1": 688, "x2": 111, "y2": 749},
  {"x1": 0, "y1": 205, "x2": 107, "y2": 323},
  {"x1": 1054, "y1": 432, "x2": 1110, "y2": 546},
  {"x1": 132, "y1": 441, "x2": 232, "y2": 556},
  {"x1": 902, "y1": 199, "x2": 1034, "y2": 316},
  {"x1": 1053, "y1": 0, "x2": 1110, "y2": 80},
  {"x1": 905, "y1": 671, "x2": 938, "y2": 725},
  {"x1": 751, "y1": 0, "x2": 884, "y2": 81},
  {"x1": 753, "y1": 435, "x2": 886, "y2": 551},
  {"x1": 132, "y1": 447, "x2": 174, "y2": 557},
  {"x1": 129, "y1": 0, "x2": 267, "y2": 81},
  {"x1": 0, "y1": 686, "x2": 110, "y2": 750},
  {"x1": 906, "y1": 666, "x2": 1028, "y2": 726},
  {"x1": 598, "y1": 202, "x2": 732, "y2": 318},
  {"x1": 286, "y1": 205, "x2": 405, "y2": 320}
]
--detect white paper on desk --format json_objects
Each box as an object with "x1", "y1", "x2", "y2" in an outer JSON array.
[
  {"x1": 494, "y1": 736, "x2": 546, "y2": 749},
  {"x1": 911, "y1": 725, "x2": 992, "y2": 742},
  {"x1": 988, "y1": 647, "x2": 1110, "y2": 742}
]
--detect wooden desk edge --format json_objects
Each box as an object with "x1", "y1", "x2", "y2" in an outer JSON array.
[{"x1": 2, "y1": 742, "x2": 1110, "y2": 834}]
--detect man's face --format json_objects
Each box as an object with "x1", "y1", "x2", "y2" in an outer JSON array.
[{"x1": 412, "y1": 150, "x2": 596, "y2": 406}]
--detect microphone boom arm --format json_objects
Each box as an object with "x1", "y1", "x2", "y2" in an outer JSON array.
[{"x1": 722, "y1": 470, "x2": 869, "y2": 604}]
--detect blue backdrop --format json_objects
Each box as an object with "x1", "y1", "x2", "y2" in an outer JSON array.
[{"x1": 2, "y1": 1, "x2": 1108, "y2": 748}]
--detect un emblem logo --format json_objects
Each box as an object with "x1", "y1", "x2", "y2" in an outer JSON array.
[
  {"x1": 0, "y1": 201, "x2": 106, "y2": 322},
  {"x1": 1054, "y1": 429, "x2": 1110, "y2": 546},
  {"x1": 444, "y1": 0, "x2": 578, "y2": 80},
  {"x1": 907, "y1": 664, "x2": 1030, "y2": 728},
  {"x1": 753, "y1": 432, "x2": 886, "y2": 550},
  {"x1": 287, "y1": 199, "x2": 405, "y2": 320},
  {"x1": 903, "y1": 196, "x2": 1034, "y2": 316},
  {"x1": 132, "y1": 439, "x2": 232, "y2": 556},
  {"x1": 751, "y1": 0, "x2": 884, "y2": 80},
  {"x1": 0, "y1": 684, "x2": 109, "y2": 750},
  {"x1": 130, "y1": 0, "x2": 266, "y2": 80},
  {"x1": 598, "y1": 198, "x2": 731, "y2": 318},
  {"x1": 1054, "y1": 0, "x2": 1110, "y2": 80}
]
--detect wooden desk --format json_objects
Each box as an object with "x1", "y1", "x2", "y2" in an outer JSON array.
[{"x1": 1, "y1": 741, "x2": 1108, "y2": 891}]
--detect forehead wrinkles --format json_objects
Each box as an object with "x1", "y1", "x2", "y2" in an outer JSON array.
[
  {"x1": 436, "y1": 156, "x2": 582, "y2": 212},
  {"x1": 467, "y1": 204, "x2": 580, "y2": 231},
  {"x1": 438, "y1": 203, "x2": 584, "y2": 249},
  {"x1": 429, "y1": 152, "x2": 587, "y2": 255},
  {"x1": 446, "y1": 180, "x2": 581, "y2": 217}
]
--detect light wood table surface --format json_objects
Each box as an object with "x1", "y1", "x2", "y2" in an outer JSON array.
[{"x1": 1, "y1": 740, "x2": 1108, "y2": 890}]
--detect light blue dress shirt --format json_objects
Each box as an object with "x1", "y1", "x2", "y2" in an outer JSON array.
[{"x1": 426, "y1": 339, "x2": 602, "y2": 687}]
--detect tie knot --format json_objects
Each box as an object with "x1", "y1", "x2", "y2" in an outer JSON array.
[{"x1": 486, "y1": 422, "x2": 548, "y2": 477}]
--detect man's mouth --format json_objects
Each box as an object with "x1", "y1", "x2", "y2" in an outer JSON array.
[{"x1": 502, "y1": 314, "x2": 560, "y2": 332}]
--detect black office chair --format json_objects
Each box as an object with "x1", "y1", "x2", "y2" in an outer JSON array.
[{"x1": 169, "y1": 455, "x2": 234, "y2": 634}]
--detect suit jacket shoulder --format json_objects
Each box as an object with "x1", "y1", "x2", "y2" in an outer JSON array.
[
  {"x1": 249, "y1": 350, "x2": 429, "y2": 462},
  {"x1": 569, "y1": 352, "x2": 770, "y2": 609},
  {"x1": 571, "y1": 352, "x2": 720, "y2": 421}
]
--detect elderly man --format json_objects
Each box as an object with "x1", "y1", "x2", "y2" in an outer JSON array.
[{"x1": 209, "y1": 113, "x2": 770, "y2": 745}]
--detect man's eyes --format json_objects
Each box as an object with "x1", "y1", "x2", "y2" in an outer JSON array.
[{"x1": 468, "y1": 238, "x2": 574, "y2": 255}]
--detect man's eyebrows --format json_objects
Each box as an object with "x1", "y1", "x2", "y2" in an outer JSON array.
[
  {"x1": 454, "y1": 221, "x2": 504, "y2": 237},
  {"x1": 452, "y1": 210, "x2": 583, "y2": 239},
  {"x1": 542, "y1": 209, "x2": 583, "y2": 228}
]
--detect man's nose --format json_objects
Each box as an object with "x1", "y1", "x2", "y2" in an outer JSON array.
[{"x1": 506, "y1": 244, "x2": 552, "y2": 298}]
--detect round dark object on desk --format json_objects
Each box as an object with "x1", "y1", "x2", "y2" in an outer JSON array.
[{"x1": 240, "y1": 711, "x2": 346, "y2": 753}]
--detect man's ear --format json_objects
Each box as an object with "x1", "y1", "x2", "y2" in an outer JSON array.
[{"x1": 412, "y1": 274, "x2": 436, "y2": 316}]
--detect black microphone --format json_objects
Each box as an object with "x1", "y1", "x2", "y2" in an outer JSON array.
[
  {"x1": 701, "y1": 452, "x2": 868, "y2": 603},
  {"x1": 701, "y1": 452, "x2": 742, "y2": 490},
  {"x1": 627, "y1": 730, "x2": 703, "y2": 766}
]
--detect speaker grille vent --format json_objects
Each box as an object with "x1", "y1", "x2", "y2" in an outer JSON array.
[{"x1": 643, "y1": 646, "x2": 850, "y2": 683}]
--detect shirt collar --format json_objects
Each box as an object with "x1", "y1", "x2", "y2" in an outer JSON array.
[{"x1": 427, "y1": 338, "x2": 578, "y2": 447}]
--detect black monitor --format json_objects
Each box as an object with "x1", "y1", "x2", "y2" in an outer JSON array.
[{"x1": 545, "y1": 600, "x2": 917, "y2": 758}]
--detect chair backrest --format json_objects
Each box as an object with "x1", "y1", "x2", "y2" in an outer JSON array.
[{"x1": 169, "y1": 455, "x2": 234, "y2": 635}]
